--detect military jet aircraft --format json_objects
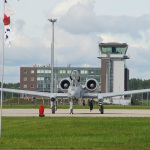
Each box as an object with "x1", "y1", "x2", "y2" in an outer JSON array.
[{"x1": 1, "y1": 70, "x2": 150, "y2": 114}]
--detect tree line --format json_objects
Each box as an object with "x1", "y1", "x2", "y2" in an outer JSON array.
[
  {"x1": 129, "y1": 78, "x2": 150, "y2": 104},
  {"x1": 0, "y1": 82, "x2": 20, "y2": 100},
  {"x1": 129, "y1": 78, "x2": 150, "y2": 90}
]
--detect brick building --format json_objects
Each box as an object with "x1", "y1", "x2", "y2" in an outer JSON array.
[{"x1": 20, "y1": 65, "x2": 101, "y2": 92}]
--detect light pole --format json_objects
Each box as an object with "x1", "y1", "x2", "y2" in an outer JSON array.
[{"x1": 48, "y1": 19, "x2": 57, "y2": 93}]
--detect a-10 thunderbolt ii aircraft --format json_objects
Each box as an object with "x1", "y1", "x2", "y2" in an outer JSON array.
[{"x1": 1, "y1": 70, "x2": 150, "y2": 114}]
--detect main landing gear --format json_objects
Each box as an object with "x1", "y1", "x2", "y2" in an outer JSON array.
[
  {"x1": 99, "y1": 99, "x2": 104, "y2": 114},
  {"x1": 89, "y1": 99, "x2": 104, "y2": 114},
  {"x1": 51, "y1": 98, "x2": 58, "y2": 114},
  {"x1": 89, "y1": 100, "x2": 93, "y2": 111}
]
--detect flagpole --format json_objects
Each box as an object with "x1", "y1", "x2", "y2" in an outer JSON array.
[{"x1": 0, "y1": 0, "x2": 5, "y2": 138}]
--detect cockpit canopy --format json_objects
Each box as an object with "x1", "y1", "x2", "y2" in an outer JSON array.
[
  {"x1": 70, "y1": 70, "x2": 80, "y2": 87},
  {"x1": 70, "y1": 70, "x2": 80, "y2": 82}
]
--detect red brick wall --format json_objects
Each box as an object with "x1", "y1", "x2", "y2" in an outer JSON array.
[{"x1": 20, "y1": 67, "x2": 37, "y2": 91}]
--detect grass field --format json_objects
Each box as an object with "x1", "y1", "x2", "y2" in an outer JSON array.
[
  {"x1": 0, "y1": 117, "x2": 150, "y2": 149},
  {"x1": 2, "y1": 104, "x2": 150, "y2": 109}
]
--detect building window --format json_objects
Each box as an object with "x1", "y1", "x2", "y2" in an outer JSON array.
[
  {"x1": 41, "y1": 77, "x2": 44, "y2": 81},
  {"x1": 67, "y1": 70, "x2": 72, "y2": 74},
  {"x1": 37, "y1": 70, "x2": 45, "y2": 73},
  {"x1": 23, "y1": 77, "x2": 27, "y2": 81},
  {"x1": 23, "y1": 84, "x2": 27, "y2": 88},
  {"x1": 31, "y1": 70, "x2": 34, "y2": 74},
  {"x1": 41, "y1": 70, "x2": 44, "y2": 73},
  {"x1": 85, "y1": 70, "x2": 88, "y2": 74},
  {"x1": 81, "y1": 70, "x2": 85, "y2": 74},
  {"x1": 45, "y1": 70, "x2": 51, "y2": 73},
  {"x1": 24, "y1": 70, "x2": 27, "y2": 74},
  {"x1": 81, "y1": 70, "x2": 88, "y2": 74},
  {"x1": 31, "y1": 77, "x2": 34, "y2": 81},
  {"x1": 37, "y1": 84, "x2": 40, "y2": 88},
  {"x1": 46, "y1": 77, "x2": 50, "y2": 80},
  {"x1": 37, "y1": 77, "x2": 44, "y2": 81},
  {"x1": 60, "y1": 70, "x2": 66, "y2": 74},
  {"x1": 37, "y1": 77, "x2": 40, "y2": 81},
  {"x1": 37, "y1": 70, "x2": 40, "y2": 73},
  {"x1": 31, "y1": 84, "x2": 34, "y2": 88},
  {"x1": 88, "y1": 70, "x2": 94, "y2": 75}
]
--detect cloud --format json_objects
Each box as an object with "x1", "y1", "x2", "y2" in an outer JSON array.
[
  {"x1": 51, "y1": 0, "x2": 95, "y2": 18},
  {"x1": 54, "y1": 2, "x2": 150, "y2": 39},
  {"x1": 0, "y1": 65, "x2": 20, "y2": 83},
  {"x1": 42, "y1": 27, "x2": 101, "y2": 66},
  {"x1": 15, "y1": 19, "x2": 26, "y2": 31}
]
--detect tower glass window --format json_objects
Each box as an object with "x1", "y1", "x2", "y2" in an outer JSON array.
[{"x1": 99, "y1": 43, "x2": 128, "y2": 54}]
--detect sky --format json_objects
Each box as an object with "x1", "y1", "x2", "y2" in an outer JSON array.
[{"x1": 0, "y1": 0, "x2": 150, "y2": 83}]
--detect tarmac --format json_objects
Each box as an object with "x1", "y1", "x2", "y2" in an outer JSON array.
[{"x1": 2, "y1": 108, "x2": 150, "y2": 117}]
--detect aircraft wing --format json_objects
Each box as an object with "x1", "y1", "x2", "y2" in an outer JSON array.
[
  {"x1": 0, "y1": 88, "x2": 68, "y2": 98},
  {"x1": 2, "y1": 88, "x2": 150, "y2": 100},
  {"x1": 83, "y1": 88, "x2": 150, "y2": 100}
]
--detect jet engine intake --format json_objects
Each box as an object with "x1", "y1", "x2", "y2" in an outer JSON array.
[
  {"x1": 85, "y1": 78, "x2": 99, "y2": 92},
  {"x1": 59, "y1": 78, "x2": 70, "y2": 92}
]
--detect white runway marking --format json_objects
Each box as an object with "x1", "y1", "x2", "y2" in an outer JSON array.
[{"x1": 2, "y1": 109, "x2": 150, "y2": 117}]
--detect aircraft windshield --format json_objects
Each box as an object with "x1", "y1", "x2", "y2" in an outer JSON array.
[{"x1": 71, "y1": 70, "x2": 79, "y2": 80}]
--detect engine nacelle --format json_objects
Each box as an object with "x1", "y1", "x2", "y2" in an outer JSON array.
[
  {"x1": 59, "y1": 78, "x2": 71, "y2": 92},
  {"x1": 85, "y1": 78, "x2": 99, "y2": 92}
]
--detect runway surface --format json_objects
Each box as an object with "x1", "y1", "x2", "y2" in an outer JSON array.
[{"x1": 2, "y1": 109, "x2": 150, "y2": 117}]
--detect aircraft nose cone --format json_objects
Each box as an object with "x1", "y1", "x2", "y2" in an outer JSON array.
[
  {"x1": 71, "y1": 91, "x2": 75, "y2": 96},
  {"x1": 70, "y1": 91, "x2": 76, "y2": 99}
]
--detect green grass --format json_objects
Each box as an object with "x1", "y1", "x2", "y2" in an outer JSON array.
[
  {"x1": 2, "y1": 105, "x2": 51, "y2": 109},
  {"x1": 2, "y1": 104, "x2": 150, "y2": 109},
  {"x1": 0, "y1": 117, "x2": 150, "y2": 149}
]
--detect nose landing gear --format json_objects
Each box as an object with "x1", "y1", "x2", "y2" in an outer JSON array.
[{"x1": 69, "y1": 98, "x2": 74, "y2": 114}]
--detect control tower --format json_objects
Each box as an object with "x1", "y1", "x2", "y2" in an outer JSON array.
[{"x1": 98, "y1": 43, "x2": 129, "y2": 99}]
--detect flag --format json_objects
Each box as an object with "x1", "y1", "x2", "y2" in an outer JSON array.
[
  {"x1": 3, "y1": 14, "x2": 10, "y2": 25},
  {"x1": 4, "y1": 25, "x2": 15, "y2": 48},
  {"x1": 3, "y1": 0, "x2": 15, "y2": 47},
  {"x1": 4, "y1": 0, "x2": 15, "y2": 17},
  {"x1": 3, "y1": 0, "x2": 15, "y2": 25}
]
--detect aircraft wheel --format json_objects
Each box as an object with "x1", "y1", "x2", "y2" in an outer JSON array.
[
  {"x1": 99, "y1": 105, "x2": 104, "y2": 114},
  {"x1": 70, "y1": 109, "x2": 73, "y2": 114},
  {"x1": 52, "y1": 105, "x2": 55, "y2": 114}
]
